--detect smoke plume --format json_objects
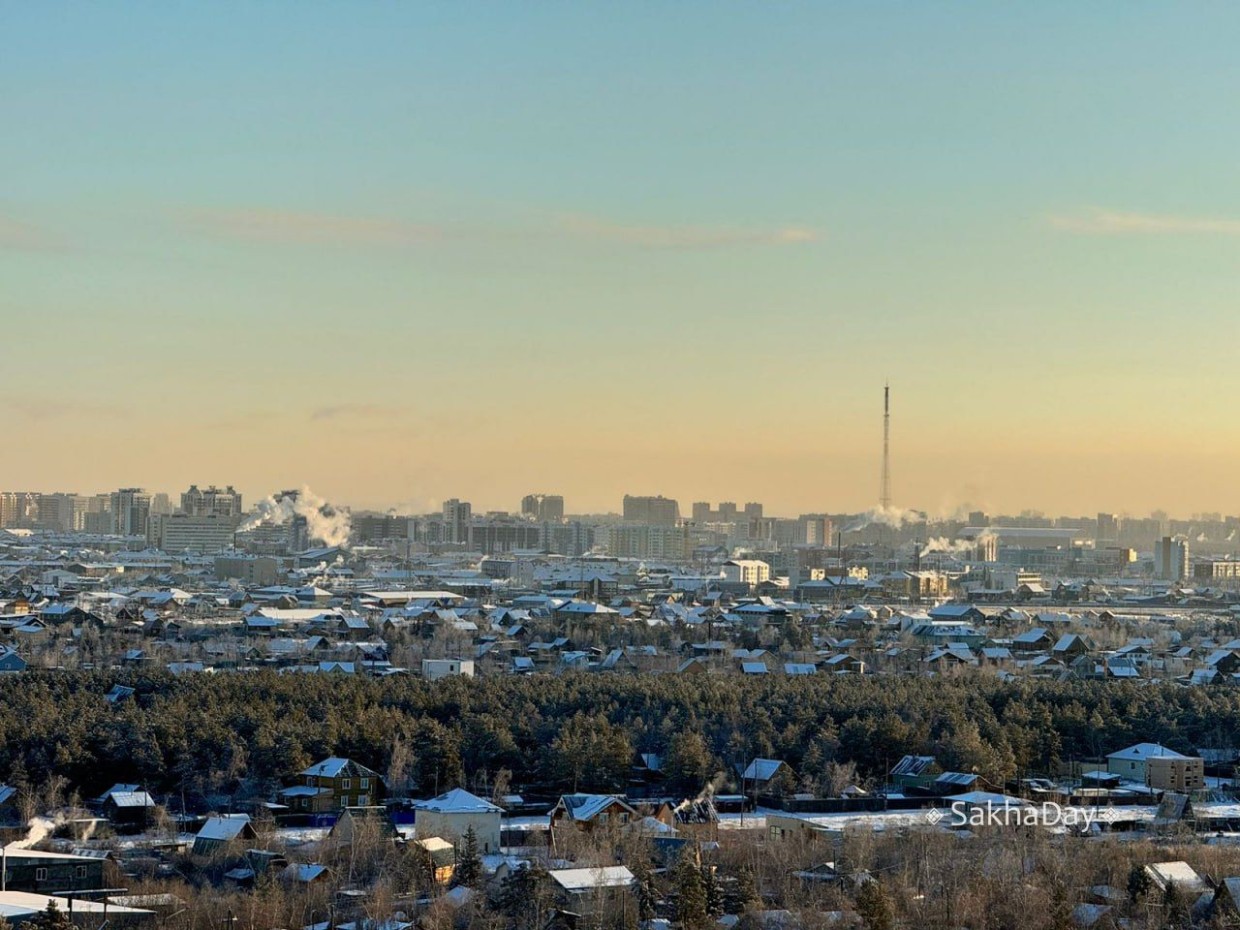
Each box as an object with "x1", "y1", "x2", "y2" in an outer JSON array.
[
  {"x1": 843, "y1": 506, "x2": 923, "y2": 534},
  {"x1": 238, "y1": 486, "x2": 352, "y2": 548},
  {"x1": 919, "y1": 531, "x2": 995, "y2": 559},
  {"x1": 11, "y1": 814, "x2": 59, "y2": 849}
]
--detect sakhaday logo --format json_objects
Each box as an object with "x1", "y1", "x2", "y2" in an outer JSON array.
[{"x1": 923, "y1": 802, "x2": 1106, "y2": 829}]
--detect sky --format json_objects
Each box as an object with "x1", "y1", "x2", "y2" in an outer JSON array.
[{"x1": 3, "y1": 3, "x2": 1240, "y2": 518}]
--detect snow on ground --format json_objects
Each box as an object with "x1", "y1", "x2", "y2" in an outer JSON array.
[{"x1": 718, "y1": 804, "x2": 1171, "y2": 833}]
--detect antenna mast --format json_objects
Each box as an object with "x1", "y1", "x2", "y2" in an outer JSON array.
[{"x1": 880, "y1": 382, "x2": 892, "y2": 510}]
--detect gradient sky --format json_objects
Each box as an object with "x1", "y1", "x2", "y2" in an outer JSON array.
[{"x1": 4, "y1": 3, "x2": 1240, "y2": 517}]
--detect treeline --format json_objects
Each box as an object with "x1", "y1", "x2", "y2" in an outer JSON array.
[{"x1": 4, "y1": 671, "x2": 1239, "y2": 802}]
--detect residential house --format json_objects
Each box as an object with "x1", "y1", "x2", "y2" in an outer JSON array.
[
  {"x1": 1012, "y1": 628, "x2": 1054, "y2": 652},
  {"x1": 547, "y1": 866, "x2": 635, "y2": 914},
  {"x1": 193, "y1": 814, "x2": 258, "y2": 856},
  {"x1": 890, "y1": 756, "x2": 941, "y2": 791},
  {"x1": 549, "y1": 794, "x2": 638, "y2": 834},
  {"x1": 420, "y1": 659, "x2": 475, "y2": 681},
  {"x1": 737, "y1": 758, "x2": 793, "y2": 793},
  {"x1": 95, "y1": 785, "x2": 158, "y2": 829},
  {"x1": 0, "y1": 647, "x2": 26, "y2": 674},
  {"x1": 329, "y1": 807, "x2": 397, "y2": 845},
  {"x1": 0, "y1": 850, "x2": 107, "y2": 894},
  {"x1": 413, "y1": 788, "x2": 503, "y2": 854},
  {"x1": 276, "y1": 758, "x2": 383, "y2": 814},
  {"x1": 1107, "y1": 744, "x2": 1195, "y2": 785}
]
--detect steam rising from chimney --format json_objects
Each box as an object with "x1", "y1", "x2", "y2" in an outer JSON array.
[
  {"x1": 843, "y1": 505, "x2": 922, "y2": 534},
  {"x1": 237, "y1": 485, "x2": 352, "y2": 548},
  {"x1": 919, "y1": 531, "x2": 996, "y2": 559}
]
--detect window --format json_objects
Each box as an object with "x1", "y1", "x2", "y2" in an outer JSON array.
[
  {"x1": 360, "y1": 778, "x2": 370, "y2": 789},
  {"x1": 359, "y1": 795, "x2": 369, "y2": 806},
  {"x1": 36, "y1": 868, "x2": 47, "y2": 882},
  {"x1": 340, "y1": 796, "x2": 348, "y2": 809},
  {"x1": 76, "y1": 866, "x2": 87, "y2": 879},
  {"x1": 342, "y1": 778, "x2": 351, "y2": 789}
]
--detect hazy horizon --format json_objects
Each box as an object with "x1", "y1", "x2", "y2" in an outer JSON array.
[{"x1": 6, "y1": 3, "x2": 1240, "y2": 515}]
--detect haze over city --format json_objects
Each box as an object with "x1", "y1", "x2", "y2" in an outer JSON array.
[
  {"x1": 6, "y1": 3, "x2": 1240, "y2": 515},
  {"x1": 11, "y1": 7, "x2": 1240, "y2": 930}
]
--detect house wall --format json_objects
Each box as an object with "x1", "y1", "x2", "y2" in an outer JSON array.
[
  {"x1": 1107, "y1": 757, "x2": 1148, "y2": 782},
  {"x1": 765, "y1": 813, "x2": 833, "y2": 843},
  {"x1": 1, "y1": 857, "x2": 104, "y2": 893},
  {"x1": 421, "y1": 659, "x2": 476, "y2": 681},
  {"x1": 1147, "y1": 757, "x2": 1205, "y2": 792},
  {"x1": 415, "y1": 810, "x2": 502, "y2": 854},
  {"x1": 305, "y1": 772, "x2": 384, "y2": 809}
]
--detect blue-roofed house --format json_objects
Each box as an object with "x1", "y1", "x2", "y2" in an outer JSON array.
[
  {"x1": 736, "y1": 758, "x2": 793, "y2": 793},
  {"x1": 550, "y1": 794, "x2": 639, "y2": 834}
]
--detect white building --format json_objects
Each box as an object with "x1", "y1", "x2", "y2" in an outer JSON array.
[
  {"x1": 421, "y1": 658, "x2": 475, "y2": 681},
  {"x1": 147, "y1": 512, "x2": 237, "y2": 553},
  {"x1": 1106, "y1": 742, "x2": 1187, "y2": 783},
  {"x1": 413, "y1": 788, "x2": 503, "y2": 853},
  {"x1": 722, "y1": 559, "x2": 771, "y2": 586}
]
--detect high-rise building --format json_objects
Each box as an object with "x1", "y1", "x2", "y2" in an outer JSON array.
[
  {"x1": 74, "y1": 494, "x2": 111, "y2": 532},
  {"x1": 520, "y1": 493, "x2": 564, "y2": 522},
  {"x1": 1155, "y1": 536, "x2": 1190, "y2": 582},
  {"x1": 37, "y1": 493, "x2": 78, "y2": 532},
  {"x1": 443, "y1": 499, "x2": 472, "y2": 544},
  {"x1": 148, "y1": 512, "x2": 237, "y2": 553},
  {"x1": 469, "y1": 520, "x2": 542, "y2": 555},
  {"x1": 0, "y1": 492, "x2": 40, "y2": 528},
  {"x1": 109, "y1": 488, "x2": 152, "y2": 536},
  {"x1": 744, "y1": 502, "x2": 764, "y2": 520},
  {"x1": 798, "y1": 514, "x2": 832, "y2": 546},
  {"x1": 182, "y1": 484, "x2": 244, "y2": 518},
  {"x1": 604, "y1": 523, "x2": 690, "y2": 560},
  {"x1": 717, "y1": 502, "x2": 738, "y2": 523},
  {"x1": 544, "y1": 521, "x2": 594, "y2": 557},
  {"x1": 622, "y1": 495, "x2": 680, "y2": 526},
  {"x1": 353, "y1": 513, "x2": 410, "y2": 542},
  {"x1": 691, "y1": 502, "x2": 711, "y2": 524},
  {"x1": 1097, "y1": 512, "x2": 1120, "y2": 544},
  {"x1": 151, "y1": 493, "x2": 174, "y2": 517}
]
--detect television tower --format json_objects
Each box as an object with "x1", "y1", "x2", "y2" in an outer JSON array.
[{"x1": 880, "y1": 382, "x2": 892, "y2": 510}]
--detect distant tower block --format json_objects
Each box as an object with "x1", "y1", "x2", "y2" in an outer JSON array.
[{"x1": 880, "y1": 383, "x2": 892, "y2": 510}]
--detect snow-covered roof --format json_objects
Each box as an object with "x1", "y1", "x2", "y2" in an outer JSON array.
[
  {"x1": 549, "y1": 866, "x2": 634, "y2": 893},
  {"x1": 740, "y1": 758, "x2": 784, "y2": 782},
  {"x1": 555, "y1": 794, "x2": 635, "y2": 822},
  {"x1": 415, "y1": 788, "x2": 502, "y2": 815},
  {"x1": 196, "y1": 814, "x2": 252, "y2": 842},
  {"x1": 1107, "y1": 743, "x2": 1189, "y2": 762}
]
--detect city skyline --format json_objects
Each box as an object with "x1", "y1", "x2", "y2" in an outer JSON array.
[
  {"x1": 6, "y1": 4, "x2": 1240, "y2": 513},
  {"x1": 4, "y1": 482, "x2": 1240, "y2": 528}
]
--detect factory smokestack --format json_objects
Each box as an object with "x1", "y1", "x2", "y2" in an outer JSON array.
[{"x1": 880, "y1": 382, "x2": 892, "y2": 510}]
